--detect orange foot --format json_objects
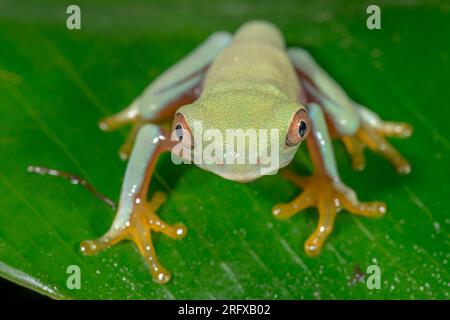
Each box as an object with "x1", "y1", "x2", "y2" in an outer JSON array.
[
  {"x1": 272, "y1": 171, "x2": 386, "y2": 256},
  {"x1": 342, "y1": 120, "x2": 413, "y2": 174},
  {"x1": 80, "y1": 192, "x2": 187, "y2": 284}
]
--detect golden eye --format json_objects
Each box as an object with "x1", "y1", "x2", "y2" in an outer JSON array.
[
  {"x1": 172, "y1": 113, "x2": 194, "y2": 148},
  {"x1": 286, "y1": 109, "x2": 311, "y2": 147}
]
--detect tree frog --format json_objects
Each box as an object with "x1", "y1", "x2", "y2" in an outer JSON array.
[{"x1": 80, "y1": 21, "x2": 412, "y2": 284}]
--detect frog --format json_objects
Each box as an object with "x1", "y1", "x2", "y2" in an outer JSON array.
[{"x1": 80, "y1": 20, "x2": 412, "y2": 284}]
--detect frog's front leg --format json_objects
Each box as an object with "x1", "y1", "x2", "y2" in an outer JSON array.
[
  {"x1": 288, "y1": 48, "x2": 413, "y2": 174},
  {"x1": 273, "y1": 104, "x2": 386, "y2": 256},
  {"x1": 100, "y1": 32, "x2": 231, "y2": 159},
  {"x1": 80, "y1": 125, "x2": 185, "y2": 284}
]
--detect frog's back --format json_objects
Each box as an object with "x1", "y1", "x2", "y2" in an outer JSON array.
[{"x1": 203, "y1": 21, "x2": 300, "y2": 101}]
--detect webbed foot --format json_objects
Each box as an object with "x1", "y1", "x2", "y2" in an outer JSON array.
[
  {"x1": 272, "y1": 171, "x2": 386, "y2": 256},
  {"x1": 80, "y1": 191, "x2": 187, "y2": 284}
]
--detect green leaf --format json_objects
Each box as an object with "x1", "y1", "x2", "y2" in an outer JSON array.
[{"x1": 0, "y1": 0, "x2": 448, "y2": 299}]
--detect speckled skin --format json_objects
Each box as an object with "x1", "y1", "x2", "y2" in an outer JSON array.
[{"x1": 178, "y1": 21, "x2": 306, "y2": 181}]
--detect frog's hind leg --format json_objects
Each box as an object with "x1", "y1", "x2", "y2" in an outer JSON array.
[
  {"x1": 81, "y1": 124, "x2": 186, "y2": 284},
  {"x1": 288, "y1": 47, "x2": 413, "y2": 174},
  {"x1": 273, "y1": 104, "x2": 386, "y2": 256},
  {"x1": 101, "y1": 31, "x2": 232, "y2": 160}
]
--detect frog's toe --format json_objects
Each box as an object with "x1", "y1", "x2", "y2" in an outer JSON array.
[
  {"x1": 147, "y1": 191, "x2": 167, "y2": 211},
  {"x1": 305, "y1": 185, "x2": 386, "y2": 256},
  {"x1": 358, "y1": 123, "x2": 411, "y2": 174},
  {"x1": 303, "y1": 192, "x2": 337, "y2": 256},
  {"x1": 377, "y1": 121, "x2": 413, "y2": 139},
  {"x1": 272, "y1": 189, "x2": 314, "y2": 220},
  {"x1": 117, "y1": 123, "x2": 146, "y2": 160},
  {"x1": 272, "y1": 170, "x2": 315, "y2": 219},
  {"x1": 99, "y1": 100, "x2": 139, "y2": 132},
  {"x1": 81, "y1": 192, "x2": 186, "y2": 284},
  {"x1": 342, "y1": 135, "x2": 366, "y2": 171},
  {"x1": 274, "y1": 173, "x2": 386, "y2": 256},
  {"x1": 129, "y1": 198, "x2": 187, "y2": 283},
  {"x1": 98, "y1": 102, "x2": 149, "y2": 160},
  {"x1": 342, "y1": 122, "x2": 412, "y2": 175},
  {"x1": 339, "y1": 193, "x2": 387, "y2": 218},
  {"x1": 80, "y1": 229, "x2": 126, "y2": 255},
  {"x1": 280, "y1": 169, "x2": 312, "y2": 188},
  {"x1": 130, "y1": 222, "x2": 172, "y2": 284}
]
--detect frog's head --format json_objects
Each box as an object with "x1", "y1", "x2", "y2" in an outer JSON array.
[{"x1": 172, "y1": 90, "x2": 310, "y2": 182}]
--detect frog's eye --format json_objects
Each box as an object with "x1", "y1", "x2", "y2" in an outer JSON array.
[
  {"x1": 172, "y1": 113, "x2": 194, "y2": 148},
  {"x1": 286, "y1": 109, "x2": 311, "y2": 147}
]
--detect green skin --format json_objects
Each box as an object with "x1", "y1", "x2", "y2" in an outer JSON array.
[
  {"x1": 81, "y1": 20, "x2": 411, "y2": 284},
  {"x1": 177, "y1": 91, "x2": 304, "y2": 181},
  {"x1": 177, "y1": 21, "x2": 309, "y2": 181}
]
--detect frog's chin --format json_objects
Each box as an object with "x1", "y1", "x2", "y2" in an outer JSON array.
[
  {"x1": 216, "y1": 172, "x2": 263, "y2": 183},
  {"x1": 198, "y1": 159, "x2": 291, "y2": 183}
]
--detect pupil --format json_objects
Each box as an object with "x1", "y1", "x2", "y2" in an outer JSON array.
[
  {"x1": 175, "y1": 124, "x2": 183, "y2": 141},
  {"x1": 298, "y1": 121, "x2": 307, "y2": 138}
]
